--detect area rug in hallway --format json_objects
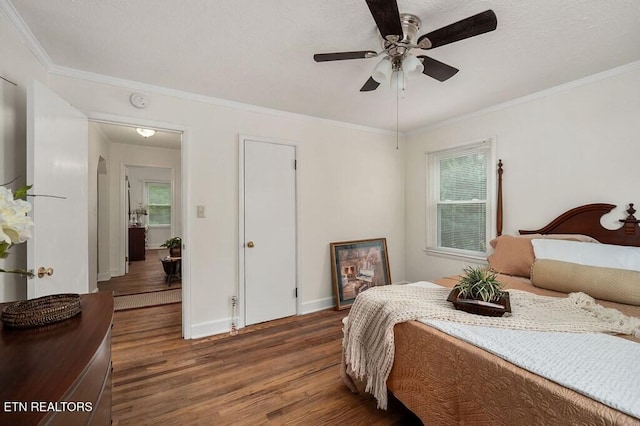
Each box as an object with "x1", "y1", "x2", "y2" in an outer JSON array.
[{"x1": 114, "y1": 289, "x2": 181, "y2": 311}]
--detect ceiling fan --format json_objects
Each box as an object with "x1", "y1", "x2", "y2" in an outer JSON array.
[{"x1": 313, "y1": 0, "x2": 497, "y2": 92}]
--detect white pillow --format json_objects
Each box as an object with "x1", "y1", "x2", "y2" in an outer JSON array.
[{"x1": 531, "y1": 239, "x2": 640, "y2": 272}]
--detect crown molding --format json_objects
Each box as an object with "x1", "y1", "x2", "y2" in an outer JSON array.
[
  {"x1": 48, "y1": 64, "x2": 397, "y2": 136},
  {"x1": 408, "y1": 60, "x2": 640, "y2": 135},
  {"x1": 3, "y1": 0, "x2": 638, "y2": 138},
  {"x1": 0, "y1": 0, "x2": 397, "y2": 137},
  {"x1": 2, "y1": 0, "x2": 395, "y2": 136},
  {"x1": 0, "y1": 0, "x2": 53, "y2": 70}
]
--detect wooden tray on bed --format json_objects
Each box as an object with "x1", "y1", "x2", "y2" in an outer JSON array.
[{"x1": 447, "y1": 288, "x2": 511, "y2": 317}]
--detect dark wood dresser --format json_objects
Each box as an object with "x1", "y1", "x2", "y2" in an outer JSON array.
[
  {"x1": 128, "y1": 226, "x2": 146, "y2": 261},
  {"x1": 0, "y1": 291, "x2": 114, "y2": 425}
]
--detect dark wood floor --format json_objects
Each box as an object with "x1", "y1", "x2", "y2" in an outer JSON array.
[
  {"x1": 99, "y1": 249, "x2": 181, "y2": 296},
  {"x1": 111, "y1": 304, "x2": 422, "y2": 425}
]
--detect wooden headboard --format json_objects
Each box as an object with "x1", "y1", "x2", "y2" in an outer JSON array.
[
  {"x1": 495, "y1": 160, "x2": 639, "y2": 247},
  {"x1": 518, "y1": 203, "x2": 640, "y2": 247}
]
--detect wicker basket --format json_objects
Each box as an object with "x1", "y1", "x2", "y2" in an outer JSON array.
[
  {"x1": 1, "y1": 293, "x2": 82, "y2": 329},
  {"x1": 447, "y1": 288, "x2": 511, "y2": 317}
]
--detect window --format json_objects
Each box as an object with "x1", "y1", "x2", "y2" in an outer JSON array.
[
  {"x1": 145, "y1": 181, "x2": 172, "y2": 226},
  {"x1": 426, "y1": 140, "x2": 494, "y2": 258}
]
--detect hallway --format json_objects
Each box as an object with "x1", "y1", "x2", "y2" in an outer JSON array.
[{"x1": 98, "y1": 249, "x2": 181, "y2": 296}]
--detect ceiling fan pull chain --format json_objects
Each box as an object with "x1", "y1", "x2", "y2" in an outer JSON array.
[{"x1": 396, "y1": 88, "x2": 399, "y2": 150}]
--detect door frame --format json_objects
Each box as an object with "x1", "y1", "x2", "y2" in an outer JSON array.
[
  {"x1": 89, "y1": 112, "x2": 192, "y2": 339},
  {"x1": 238, "y1": 135, "x2": 301, "y2": 328}
]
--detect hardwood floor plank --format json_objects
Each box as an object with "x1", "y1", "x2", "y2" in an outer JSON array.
[
  {"x1": 100, "y1": 168, "x2": 415, "y2": 425},
  {"x1": 111, "y1": 304, "x2": 422, "y2": 425},
  {"x1": 99, "y1": 249, "x2": 181, "y2": 296}
]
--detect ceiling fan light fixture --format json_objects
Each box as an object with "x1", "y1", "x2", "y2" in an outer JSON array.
[
  {"x1": 390, "y1": 70, "x2": 407, "y2": 92},
  {"x1": 402, "y1": 54, "x2": 424, "y2": 80},
  {"x1": 136, "y1": 128, "x2": 156, "y2": 138},
  {"x1": 371, "y1": 57, "x2": 393, "y2": 83},
  {"x1": 314, "y1": 3, "x2": 497, "y2": 93}
]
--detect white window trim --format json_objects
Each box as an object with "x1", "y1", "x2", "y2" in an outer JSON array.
[
  {"x1": 425, "y1": 138, "x2": 497, "y2": 259},
  {"x1": 144, "y1": 180, "x2": 172, "y2": 228}
]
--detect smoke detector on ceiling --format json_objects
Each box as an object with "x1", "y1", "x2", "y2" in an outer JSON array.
[{"x1": 130, "y1": 93, "x2": 150, "y2": 108}]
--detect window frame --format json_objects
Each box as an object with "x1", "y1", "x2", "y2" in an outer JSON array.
[
  {"x1": 425, "y1": 138, "x2": 496, "y2": 260},
  {"x1": 144, "y1": 180, "x2": 172, "y2": 228}
]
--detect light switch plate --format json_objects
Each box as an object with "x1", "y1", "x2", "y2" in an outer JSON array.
[{"x1": 196, "y1": 205, "x2": 205, "y2": 218}]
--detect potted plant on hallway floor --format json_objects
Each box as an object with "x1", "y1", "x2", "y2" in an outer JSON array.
[
  {"x1": 161, "y1": 237, "x2": 182, "y2": 257},
  {"x1": 447, "y1": 266, "x2": 511, "y2": 317}
]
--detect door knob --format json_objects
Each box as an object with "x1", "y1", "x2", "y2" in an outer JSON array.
[
  {"x1": 247, "y1": 241, "x2": 255, "y2": 248},
  {"x1": 37, "y1": 267, "x2": 54, "y2": 278}
]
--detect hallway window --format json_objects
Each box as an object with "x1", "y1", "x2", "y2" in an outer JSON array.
[{"x1": 146, "y1": 181, "x2": 171, "y2": 226}]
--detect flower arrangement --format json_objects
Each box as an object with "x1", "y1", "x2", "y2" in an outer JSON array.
[
  {"x1": 130, "y1": 203, "x2": 148, "y2": 227},
  {"x1": 0, "y1": 184, "x2": 34, "y2": 275}
]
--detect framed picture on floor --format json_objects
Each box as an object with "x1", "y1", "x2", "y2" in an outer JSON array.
[{"x1": 330, "y1": 238, "x2": 391, "y2": 310}]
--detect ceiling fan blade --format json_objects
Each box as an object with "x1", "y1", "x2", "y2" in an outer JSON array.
[
  {"x1": 365, "y1": 0, "x2": 403, "y2": 41},
  {"x1": 360, "y1": 77, "x2": 380, "y2": 92},
  {"x1": 418, "y1": 10, "x2": 497, "y2": 49},
  {"x1": 418, "y1": 56, "x2": 459, "y2": 82},
  {"x1": 313, "y1": 51, "x2": 377, "y2": 62}
]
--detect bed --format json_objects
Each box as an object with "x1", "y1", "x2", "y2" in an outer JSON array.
[{"x1": 342, "y1": 166, "x2": 640, "y2": 424}]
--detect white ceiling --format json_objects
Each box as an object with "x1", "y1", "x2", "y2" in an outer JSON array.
[
  {"x1": 9, "y1": 0, "x2": 640, "y2": 132},
  {"x1": 91, "y1": 121, "x2": 181, "y2": 150}
]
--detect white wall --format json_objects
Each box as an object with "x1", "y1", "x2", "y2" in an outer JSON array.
[
  {"x1": 88, "y1": 123, "x2": 111, "y2": 289},
  {"x1": 97, "y1": 157, "x2": 110, "y2": 282},
  {"x1": 0, "y1": 12, "x2": 48, "y2": 302},
  {"x1": 2, "y1": 12, "x2": 405, "y2": 330},
  {"x1": 44, "y1": 74, "x2": 404, "y2": 337},
  {"x1": 404, "y1": 64, "x2": 640, "y2": 282}
]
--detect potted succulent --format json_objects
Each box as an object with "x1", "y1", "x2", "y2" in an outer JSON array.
[
  {"x1": 161, "y1": 237, "x2": 182, "y2": 257},
  {"x1": 447, "y1": 266, "x2": 511, "y2": 316}
]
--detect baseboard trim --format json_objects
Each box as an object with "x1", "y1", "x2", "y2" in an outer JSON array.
[
  {"x1": 190, "y1": 317, "x2": 232, "y2": 339},
  {"x1": 191, "y1": 297, "x2": 336, "y2": 339},
  {"x1": 97, "y1": 271, "x2": 111, "y2": 282},
  {"x1": 301, "y1": 297, "x2": 335, "y2": 314}
]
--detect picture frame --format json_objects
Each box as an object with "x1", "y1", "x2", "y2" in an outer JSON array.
[{"x1": 330, "y1": 238, "x2": 391, "y2": 310}]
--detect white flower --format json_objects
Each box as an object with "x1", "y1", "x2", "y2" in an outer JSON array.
[{"x1": 0, "y1": 186, "x2": 33, "y2": 246}]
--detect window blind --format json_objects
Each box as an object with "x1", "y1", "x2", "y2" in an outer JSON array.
[
  {"x1": 427, "y1": 141, "x2": 492, "y2": 256},
  {"x1": 146, "y1": 182, "x2": 172, "y2": 226}
]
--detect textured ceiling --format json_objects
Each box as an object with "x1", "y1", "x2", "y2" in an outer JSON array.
[
  {"x1": 9, "y1": 0, "x2": 640, "y2": 132},
  {"x1": 91, "y1": 121, "x2": 181, "y2": 150}
]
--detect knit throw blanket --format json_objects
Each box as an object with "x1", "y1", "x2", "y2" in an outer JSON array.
[{"x1": 342, "y1": 285, "x2": 640, "y2": 410}]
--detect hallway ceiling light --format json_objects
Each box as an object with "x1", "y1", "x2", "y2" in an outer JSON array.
[{"x1": 136, "y1": 128, "x2": 156, "y2": 138}]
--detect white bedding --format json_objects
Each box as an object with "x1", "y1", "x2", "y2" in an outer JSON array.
[{"x1": 410, "y1": 281, "x2": 640, "y2": 419}]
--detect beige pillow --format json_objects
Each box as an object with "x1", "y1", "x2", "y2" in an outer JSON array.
[
  {"x1": 487, "y1": 234, "x2": 600, "y2": 278},
  {"x1": 489, "y1": 233, "x2": 599, "y2": 249},
  {"x1": 531, "y1": 259, "x2": 640, "y2": 306},
  {"x1": 487, "y1": 235, "x2": 536, "y2": 277}
]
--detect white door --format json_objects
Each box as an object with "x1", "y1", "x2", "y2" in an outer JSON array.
[
  {"x1": 27, "y1": 80, "x2": 89, "y2": 298},
  {"x1": 243, "y1": 139, "x2": 297, "y2": 325}
]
